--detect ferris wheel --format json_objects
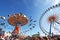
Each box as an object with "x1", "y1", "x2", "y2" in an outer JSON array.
[{"x1": 39, "y1": 4, "x2": 60, "y2": 36}]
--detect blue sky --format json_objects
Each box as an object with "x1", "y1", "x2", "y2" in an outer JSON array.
[{"x1": 0, "y1": 0, "x2": 60, "y2": 36}]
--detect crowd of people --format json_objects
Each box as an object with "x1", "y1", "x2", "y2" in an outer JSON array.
[
  {"x1": 0, "y1": 34, "x2": 20, "y2": 40},
  {"x1": 0, "y1": 27, "x2": 60, "y2": 40},
  {"x1": 0, "y1": 33, "x2": 60, "y2": 40}
]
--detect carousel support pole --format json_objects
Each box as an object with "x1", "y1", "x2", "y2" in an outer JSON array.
[{"x1": 16, "y1": 24, "x2": 21, "y2": 34}]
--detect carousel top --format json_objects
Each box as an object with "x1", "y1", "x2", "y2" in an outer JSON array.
[{"x1": 8, "y1": 13, "x2": 28, "y2": 26}]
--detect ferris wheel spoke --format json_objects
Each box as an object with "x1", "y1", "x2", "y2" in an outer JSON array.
[
  {"x1": 40, "y1": 27, "x2": 47, "y2": 35},
  {"x1": 53, "y1": 27, "x2": 60, "y2": 33},
  {"x1": 53, "y1": 21, "x2": 60, "y2": 33},
  {"x1": 55, "y1": 21, "x2": 60, "y2": 24},
  {"x1": 39, "y1": 14, "x2": 49, "y2": 35},
  {"x1": 40, "y1": 25, "x2": 48, "y2": 35}
]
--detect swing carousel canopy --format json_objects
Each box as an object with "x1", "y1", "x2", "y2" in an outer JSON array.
[{"x1": 8, "y1": 13, "x2": 28, "y2": 26}]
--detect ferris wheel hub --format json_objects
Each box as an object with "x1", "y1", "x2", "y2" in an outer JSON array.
[{"x1": 48, "y1": 15, "x2": 56, "y2": 22}]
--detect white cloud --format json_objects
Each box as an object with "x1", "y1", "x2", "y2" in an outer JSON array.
[
  {"x1": 45, "y1": 0, "x2": 60, "y2": 5},
  {"x1": 53, "y1": 0, "x2": 60, "y2": 5}
]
